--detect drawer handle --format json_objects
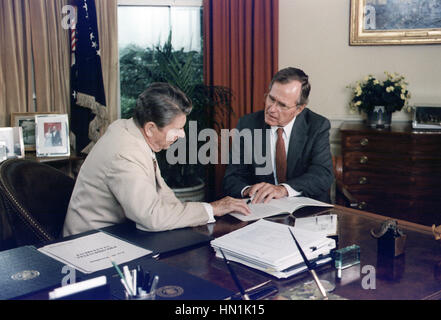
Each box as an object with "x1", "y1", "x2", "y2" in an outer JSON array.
[
  {"x1": 358, "y1": 202, "x2": 367, "y2": 210},
  {"x1": 360, "y1": 138, "x2": 369, "y2": 146},
  {"x1": 359, "y1": 177, "x2": 367, "y2": 185},
  {"x1": 360, "y1": 156, "x2": 368, "y2": 164}
]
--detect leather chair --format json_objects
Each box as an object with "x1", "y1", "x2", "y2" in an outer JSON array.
[{"x1": 0, "y1": 159, "x2": 75, "y2": 250}]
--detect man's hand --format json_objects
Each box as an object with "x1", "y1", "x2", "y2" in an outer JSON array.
[
  {"x1": 243, "y1": 183, "x2": 288, "y2": 204},
  {"x1": 211, "y1": 197, "x2": 251, "y2": 217}
]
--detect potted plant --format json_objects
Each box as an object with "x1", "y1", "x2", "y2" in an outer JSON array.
[
  {"x1": 119, "y1": 34, "x2": 233, "y2": 201},
  {"x1": 347, "y1": 72, "x2": 412, "y2": 128}
]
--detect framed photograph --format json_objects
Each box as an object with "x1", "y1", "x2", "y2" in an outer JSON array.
[
  {"x1": 35, "y1": 114, "x2": 70, "y2": 157},
  {"x1": 11, "y1": 112, "x2": 58, "y2": 151},
  {"x1": 0, "y1": 127, "x2": 25, "y2": 163},
  {"x1": 350, "y1": 0, "x2": 441, "y2": 45}
]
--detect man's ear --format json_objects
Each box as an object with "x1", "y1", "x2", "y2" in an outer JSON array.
[
  {"x1": 143, "y1": 122, "x2": 157, "y2": 137},
  {"x1": 296, "y1": 104, "x2": 306, "y2": 115}
]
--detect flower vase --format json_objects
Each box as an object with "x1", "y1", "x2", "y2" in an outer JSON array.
[{"x1": 367, "y1": 106, "x2": 392, "y2": 128}]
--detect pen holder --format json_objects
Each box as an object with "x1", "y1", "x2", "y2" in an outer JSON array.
[
  {"x1": 377, "y1": 231, "x2": 407, "y2": 258},
  {"x1": 371, "y1": 220, "x2": 406, "y2": 258},
  {"x1": 125, "y1": 289, "x2": 156, "y2": 300}
]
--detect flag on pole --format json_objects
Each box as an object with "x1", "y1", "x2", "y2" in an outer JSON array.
[{"x1": 70, "y1": 0, "x2": 108, "y2": 154}]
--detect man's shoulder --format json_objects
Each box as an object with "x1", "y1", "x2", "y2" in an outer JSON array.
[
  {"x1": 237, "y1": 110, "x2": 265, "y2": 129},
  {"x1": 301, "y1": 108, "x2": 330, "y2": 128}
]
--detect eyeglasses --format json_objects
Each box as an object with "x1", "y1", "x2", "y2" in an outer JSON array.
[{"x1": 265, "y1": 94, "x2": 298, "y2": 111}]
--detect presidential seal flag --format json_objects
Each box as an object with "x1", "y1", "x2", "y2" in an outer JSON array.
[{"x1": 70, "y1": 0, "x2": 108, "y2": 154}]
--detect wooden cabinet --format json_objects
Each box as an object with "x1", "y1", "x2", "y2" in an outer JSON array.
[{"x1": 339, "y1": 122, "x2": 441, "y2": 226}]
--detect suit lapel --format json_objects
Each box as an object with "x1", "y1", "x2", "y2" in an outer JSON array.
[
  {"x1": 259, "y1": 114, "x2": 275, "y2": 184},
  {"x1": 287, "y1": 109, "x2": 308, "y2": 179}
]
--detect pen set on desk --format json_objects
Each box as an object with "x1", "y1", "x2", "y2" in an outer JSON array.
[{"x1": 111, "y1": 261, "x2": 159, "y2": 299}]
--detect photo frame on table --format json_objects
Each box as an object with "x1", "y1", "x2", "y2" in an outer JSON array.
[
  {"x1": 0, "y1": 127, "x2": 25, "y2": 163},
  {"x1": 11, "y1": 112, "x2": 58, "y2": 151},
  {"x1": 35, "y1": 114, "x2": 70, "y2": 157},
  {"x1": 350, "y1": 0, "x2": 441, "y2": 45}
]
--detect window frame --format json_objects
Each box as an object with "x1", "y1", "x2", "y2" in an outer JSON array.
[{"x1": 117, "y1": 0, "x2": 203, "y2": 119}]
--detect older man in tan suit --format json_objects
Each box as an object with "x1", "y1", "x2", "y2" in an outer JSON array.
[{"x1": 63, "y1": 83, "x2": 249, "y2": 236}]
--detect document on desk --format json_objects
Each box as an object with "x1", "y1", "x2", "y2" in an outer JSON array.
[
  {"x1": 294, "y1": 214, "x2": 338, "y2": 237},
  {"x1": 38, "y1": 232, "x2": 152, "y2": 274},
  {"x1": 229, "y1": 196, "x2": 333, "y2": 221},
  {"x1": 211, "y1": 219, "x2": 336, "y2": 278}
]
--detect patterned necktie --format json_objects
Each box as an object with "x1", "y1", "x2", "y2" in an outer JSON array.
[{"x1": 276, "y1": 127, "x2": 287, "y2": 184}]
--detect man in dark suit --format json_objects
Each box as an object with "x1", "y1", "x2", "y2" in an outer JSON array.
[{"x1": 223, "y1": 67, "x2": 334, "y2": 203}]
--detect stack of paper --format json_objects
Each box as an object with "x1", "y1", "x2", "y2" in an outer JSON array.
[{"x1": 211, "y1": 219, "x2": 336, "y2": 279}]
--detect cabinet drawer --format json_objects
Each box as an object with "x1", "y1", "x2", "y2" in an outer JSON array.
[
  {"x1": 342, "y1": 134, "x2": 441, "y2": 155},
  {"x1": 343, "y1": 171, "x2": 441, "y2": 188},
  {"x1": 347, "y1": 193, "x2": 441, "y2": 225},
  {"x1": 345, "y1": 184, "x2": 441, "y2": 198},
  {"x1": 343, "y1": 151, "x2": 441, "y2": 174},
  {"x1": 342, "y1": 134, "x2": 411, "y2": 153}
]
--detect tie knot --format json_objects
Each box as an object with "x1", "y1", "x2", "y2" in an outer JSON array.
[{"x1": 277, "y1": 127, "x2": 284, "y2": 138}]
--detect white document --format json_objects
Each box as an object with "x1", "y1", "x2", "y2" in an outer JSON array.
[
  {"x1": 229, "y1": 196, "x2": 333, "y2": 221},
  {"x1": 294, "y1": 214, "x2": 338, "y2": 237},
  {"x1": 38, "y1": 231, "x2": 152, "y2": 274},
  {"x1": 211, "y1": 219, "x2": 335, "y2": 274}
]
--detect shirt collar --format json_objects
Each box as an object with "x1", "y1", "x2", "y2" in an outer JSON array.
[{"x1": 270, "y1": 116, "x2": 296, "y2": 137}]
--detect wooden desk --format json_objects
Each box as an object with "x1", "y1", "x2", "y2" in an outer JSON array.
[
  {"x1": 19, "y1": 205, "x2": 441, "y2": 301},
  {"x1": 161, "y1": 205, "x2": 441, "y2": 300}
]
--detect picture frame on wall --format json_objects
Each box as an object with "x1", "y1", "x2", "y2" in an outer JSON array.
[
  {"x1": 35, "y1": 114, "x2": 70, "y2": 157},
  {"x1": 0, "y1": 127, "x2": 25, "y2": 163},
  {"x1": 11, "y1": 112, "x2": 57, "y2": 151},
  {"x1": 350, "y1": 0, "x2": 441, "y2": 45}
]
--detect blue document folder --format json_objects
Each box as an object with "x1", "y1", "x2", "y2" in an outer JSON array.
[
  {"x1": 0, "y1": 246, "x2": 66, "y2": 300},
  {"x1": 101, "y1": 221, "x2": 213, "y2": 257}
]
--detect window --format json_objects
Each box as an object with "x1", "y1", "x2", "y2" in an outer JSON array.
[{"x1": 118, "y1": 0, "x2": 203, "y2": 118}]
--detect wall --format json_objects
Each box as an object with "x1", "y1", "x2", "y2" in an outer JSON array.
[{"x1": 279, "y1": 0, "x2": 441, "y2": 153}]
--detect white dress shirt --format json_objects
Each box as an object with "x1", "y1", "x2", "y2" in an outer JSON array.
[{"x1": 241, "y1": 116, "x2": 302, "y2": 198}]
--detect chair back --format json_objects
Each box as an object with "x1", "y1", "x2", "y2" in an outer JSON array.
[{"x1": 0, "y1": 159, "x2": 75, "y2": 249}]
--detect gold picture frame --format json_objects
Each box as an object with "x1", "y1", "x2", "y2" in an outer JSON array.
[
  {"x1": 350, "y1": 0, "x2": 441, "y2": 45},
  {"x1": 11, "y1": 112, "x2": 58, "y2": 151}
]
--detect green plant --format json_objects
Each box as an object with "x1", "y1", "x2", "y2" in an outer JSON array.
[
  {"x1": 119, "y1": 34, "x2": 233, "y2": 188},
  {"x1": 347, "y1": 72, "x2": 412, "y2": 114}
]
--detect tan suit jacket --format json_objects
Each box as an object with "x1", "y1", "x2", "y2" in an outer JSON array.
[{"x1": 63, "y1": 118, "x2": 208, "y2": 236}]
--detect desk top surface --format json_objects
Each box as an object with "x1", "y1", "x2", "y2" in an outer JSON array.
[
  {"x1": 161, "y1": 205, "x2": 441, "y2": 300},
  {"x1": 19, "y1": 205, "x2": 441, "y2": 300}
]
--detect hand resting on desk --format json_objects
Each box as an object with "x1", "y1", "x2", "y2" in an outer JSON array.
[
  {"x1": 243, "y1": 183, "x2": 288, "y2": 204},
  {"x1": 211, "y1": 197, "x2": 251, "y2": 217}
]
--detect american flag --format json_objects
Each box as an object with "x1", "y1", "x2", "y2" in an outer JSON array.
[{"x1": 70, "y1": 0, "x2": 107, "y2": 154}]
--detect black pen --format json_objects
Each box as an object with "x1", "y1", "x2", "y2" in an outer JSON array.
[
  {"x1": 288, "y1": 227, "x2": 328, "y2": 299},
  {"x1": 143, "y1": 271, "x2": 150, "y2": 291},
  {"x1": 246, "y1": 195, "x2": 255, "y2": 205},
  {"x1": 136, "y1": 265, "x2": 144, "y2": 291},
  {"x1": 219, "y1": 248, "x2": 250, "y2": 300}
]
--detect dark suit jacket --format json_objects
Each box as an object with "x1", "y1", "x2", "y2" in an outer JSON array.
[{"x1": 223, "y1": 108, "x2": 334, "y2": 203}]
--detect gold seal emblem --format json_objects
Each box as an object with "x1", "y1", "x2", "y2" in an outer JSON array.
[
  {"x1": 11, "y1": 270, "x2": 40, "y2": 281},
  {"x1": 156, "y1": 285, "x2": 184, "y2": 298}
]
